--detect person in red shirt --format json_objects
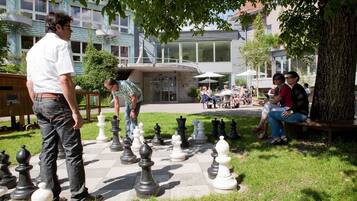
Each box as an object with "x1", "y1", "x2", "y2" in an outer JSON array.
[{"x1": 252, "y1": 73, "x2": 293, "y2": 139}]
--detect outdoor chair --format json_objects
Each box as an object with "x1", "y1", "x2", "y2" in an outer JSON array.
[
  {"x1": 201, "y1": 94, "x2": 213, "y2": 109},
  {"x1": 222, "y1": 95, "x2": 232, "y2": 109}
]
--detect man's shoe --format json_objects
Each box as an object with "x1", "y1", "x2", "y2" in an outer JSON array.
[
  {"x1": 252, "y1": 126, "x2": 263, "y2": 133},
  {"x1": 280, "y1": 136, "x2": 288, "y2": 145},
  {"x1": 270, "y1": 138, "x2": 281, "y2": 145},
  {"x1": 84, "y1": 194, "x2": 104, "y2": 201}
]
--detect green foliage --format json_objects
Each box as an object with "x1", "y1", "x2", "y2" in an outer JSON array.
[
  {"x1": 75, "y1": 42, "x2": 118, "y2": 94},
  {"x1": 240, "y1": 13, "x2": 279, "y2": 75},
  {"x1": 0, "y1": 21, "x2": 8, "y2": 65},
  {"x1": 0, "y1": 53, "x2": 27, "y2": 74},
  {"x1": 187, "y1": 87, "x2": 200, "y2": 101},
  {"x1": 235, "y1": 78, "x2": 247, "y2": 86}
]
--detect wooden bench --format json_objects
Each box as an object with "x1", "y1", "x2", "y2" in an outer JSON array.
[{"x1": 285, "y1": 119, "x2": 357, "y2": 147}]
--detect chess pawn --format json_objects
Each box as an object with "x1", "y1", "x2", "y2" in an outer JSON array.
[
  {"x1": 138, "y1": 122, "x2": 145, "y2": 144},
  {"x1": 135, "y1": 142, "x2": 159, "y2": 198},
  {"x1": 191, "y1": 120, "x2": 199, "y2": 140},
  {"x1": 96, "y1": 112, "x2": 109, "y2": 142},
  {"x1": 212, "y1": 136, "x2": 237, "y2": 190},
  {"x1": 207, "y1": 148, "x2": 219, "y2": 179},
  {"x1": 0, "y1": 150, "x2": 17, "y2": 189},
  {"x1": 120, "y1": 137, "x2": 138, "y2": 164},
  {"x1": 31, "y1": 182, "x2": 53, "y2": 201},
  {"x1": 211, "y1": 118, "x2": 220, "y2": 139},
  {"x1": 218, "y1": 119, "x2": 227, "y2": 139},
  {"x1": 0, "y1": 185, "x2": 8, "y2": 198},
  {"x1": 110, "y1": 115, "x2": 123, "y2": 151},
  {"x1": 195, "y1": 121, "x2": 207, "y2": 144},
  {"x1": 131, "y1": 127, "x2": 142, "y2": 152},
  {"x1": 229, "y1": 119, "x2": 240, "y2": 140},
  {"x1": 176, "y1": 116, "x2": 189, "y2": 148},
  {"x1": 11, "y1": 145, "x2": 38, "y2": 200},
  {"x1": 152, "y1": 123, "x2": 163, "y2": 145},
  {"x1": 170, "y1": 133, "x2": 186, "y2": 162}
]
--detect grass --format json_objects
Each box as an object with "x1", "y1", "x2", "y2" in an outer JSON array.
[{"x1": 1, "y1": 112, "x2": 356, "y2": 201}]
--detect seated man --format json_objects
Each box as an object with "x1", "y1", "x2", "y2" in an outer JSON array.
[
  {"x1": 220, "y1": 85, "x2": 233, "y2": 108},
  {"x1": 268, "y1": 71, "x2": 309, "y2": 145}
]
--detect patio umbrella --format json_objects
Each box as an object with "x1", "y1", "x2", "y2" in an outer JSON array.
[
  {"x1": 194, "y1": 72, "x2": 223, "y2": 89},
  {"x1": 236, "y1": 69, "x2": 266, "y2": 76},
  {"x1": 199, "y1": 78, "x2": 219, "y2": 84}
]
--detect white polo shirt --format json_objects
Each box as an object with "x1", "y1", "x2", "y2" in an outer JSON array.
[{"x1": 26, "y1": 33, "x2": 75, "y2": 94}]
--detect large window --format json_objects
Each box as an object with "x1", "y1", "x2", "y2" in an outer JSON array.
[
  {"x1": 21, "y1": 0, "x2": 60, "y2": 21},
  {"x1": 181, "y1": 42, "x2": 196, "y2": 62},
  {"x1": 198, "y1": 42, "x2": 213, "y2": 62},
  {"x1": 111, "y1": 45, "x2": 129, "y2": 63},
  {"x1": 70, "y1": 6, "x2": 103, "y2": 29},
  {"x1": 274, "y1": 56, "x2": 288, "y2": 74},
  {"x1": 111, "y1": 15, "x2": 129, "y2": 33},
  {"x1": 215, "y1": 41, "x2": 230, "y2": 62},
  {"x1": 72, "y1": 41, "x2": 102, "y2": 62},
  {"x1": 164, "y1": 43, "x2": 179, "y2": 62}
]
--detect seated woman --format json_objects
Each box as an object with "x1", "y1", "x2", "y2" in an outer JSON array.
[
  {"x1": 252, "y1": 73, "x2": 293, "y2": 139},
  {"x1": 268, "y1": 71, "x2": 309, "y2": 145},
  {"x1": 200, "y1": 86, "x2": 217, "y2": 108}
]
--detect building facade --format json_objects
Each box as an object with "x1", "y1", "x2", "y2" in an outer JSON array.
[{"x1": 1, "y1": 0, "x2": 135, "y2": 74}]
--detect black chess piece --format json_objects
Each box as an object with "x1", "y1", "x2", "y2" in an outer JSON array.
[
  {"x1": 152, "y1": 123, "x2": 164, "y2": 145},
  {"x1": 219, "y1": 119, "x2": 227, "y2": 139},
  {"x1": 0, "y1": 150, "x2": 17, "y2": 189},
  {"x1": 11, "y1": 145, "x2": 38, "y2": 200},
  {"x1": 120, "y1": 137, "x2": 138, "y2": 164},
  {"x1": 57, "y1": 140, "x2": 65, "y2": 160},
  {"x1": 135, "y1": 142, "x2": 159, "y2": 198},
  {"x1": 211, "y1": 118, "x2": 220, "y2": 139},
  {"x1": 110, "y1": 115, "x2": 123, "y2": 151},
  {"x1": 229, "y1": 119, "x2": 240, "y2": 140},
  {"x1": 176, "y1": 116, "x2": 189, "y2": 148},
  {"x1": 207, "y1": 148, "x2": 219, "y2": 179}
]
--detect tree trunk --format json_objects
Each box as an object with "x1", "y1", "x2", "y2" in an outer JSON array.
[{"x1": 310, "y1": 2, "x2": 357, "y2": 121}]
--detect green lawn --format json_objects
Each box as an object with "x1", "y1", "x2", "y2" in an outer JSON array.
[{"x1": 1, "y1": 113, "x2": 356, "y2": 201}]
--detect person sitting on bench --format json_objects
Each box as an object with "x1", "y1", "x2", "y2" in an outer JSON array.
[{"x1": 268, "y1": 71, "x2": 309, "y2": 145}]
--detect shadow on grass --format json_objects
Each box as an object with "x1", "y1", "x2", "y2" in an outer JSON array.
[
  {"x1": 0, "y1": 131, "x2": 36, "y2": 140},
  {"x1": 300, "y1": 188, "x2": 330, "y2": 201}
]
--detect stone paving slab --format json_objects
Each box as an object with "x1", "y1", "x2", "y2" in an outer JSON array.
[{"x1": 8, "y1": 140, "x2": 225, "y2": 201}]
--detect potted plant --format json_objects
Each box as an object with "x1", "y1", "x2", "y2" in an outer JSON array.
[{"x1": 188, "y1": 87, "x2": 200, "y2": 103}]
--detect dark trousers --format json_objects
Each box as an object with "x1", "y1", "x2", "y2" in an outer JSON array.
[{"x1": 33, "y1": 95, "x2": 88, "y2": 201}]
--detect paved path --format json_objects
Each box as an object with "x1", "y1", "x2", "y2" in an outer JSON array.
[{"x1": 8, "y1": 140, "x2": 240, "y2": 201}]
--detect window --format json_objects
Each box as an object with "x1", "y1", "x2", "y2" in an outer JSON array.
[
  {"x1": 198, "y1": 42, "x2": 213, "y2": 62},
  {"x1": 0, "y1": 0, "x2": 5, "y2": 14},
  {"x1": 164, "y1": 43, "x2": 179, "y2": 62},
  {"x1": 111, "y1": 45, "x2": 129, "y2": 63},
  {"x1": 215, "y1": 41, "x2": 230, "y2": 62},
  {"x1": 21, "y1": 0, "x2": 61, "y2": 21},
  {"x1": 21, "y1": 35, "x2": 41, "y2": 52},
  {"x1": 111, "y1": 15, "x2": 129, "y2": 33},
  {"x1": 72, "y1": 41, "x2": 102, "y2": 62},
  {"x1": 181, "y1": 42, "x2": 196, "y2": 62},
  {"x1": 274, "y1": 56, "x2": 288, "y2": 74},
  {"x1": 70, "y1": 6, "x2": 103, "y2": 29}
]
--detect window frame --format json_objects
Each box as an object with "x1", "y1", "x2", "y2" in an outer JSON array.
[
  {"x1": 111, "y1": 15, "x2": 129, "y2": 33},
  {"x1": 111, "y1": 45, "x2": 129, "y2": 63}
]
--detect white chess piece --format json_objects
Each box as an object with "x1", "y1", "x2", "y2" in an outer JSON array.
[
  {"x1": 0, "y1": 185, "x2": 8, "y2": 198},
  {"x1": 170, "y1": 132, "x2": 186, "y2": 162},
  {"x1": 31, "y1": 182, "x2": 53, "y2": 201},
  {"x1": 195, "y1": 121, "x2": 207, "y2": 144},
  {"x1": 192, "y1": 120, "x2": 199, "y2": 140},
  {"x1": 96, "y1": 112, "x2": 108, "y2": 142},
  {"x1": 138, "y1": 122, "x2": 145, "y2": 143},
  {"x1": 213, "y1": 136, "x2": 237, "y2": 190},
  {"x1": 131, "y1": 126, "x2": 142, "y2": 152}
]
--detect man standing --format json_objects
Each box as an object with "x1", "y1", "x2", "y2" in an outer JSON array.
[
  {"x1": 26, "y1": 12, "x2": 103, "y2": 201},
  {"x1": 268, "y1": 71, "x2": 309, "y2": 145},
  {"x1": 104, "y1": 78, "x2": 143, "y2": 139}
]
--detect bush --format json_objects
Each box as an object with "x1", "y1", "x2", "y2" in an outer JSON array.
[
  {"x1": 74, "y1": 42, "x2": 118, "y2": 95},
  {"x1": 187, "y1": 87, "x2": 200, "y2": 102}
]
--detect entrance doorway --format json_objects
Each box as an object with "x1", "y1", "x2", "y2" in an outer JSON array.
[{"x1": 145, "y1": 73, "x2": 177, "y2": 103}]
